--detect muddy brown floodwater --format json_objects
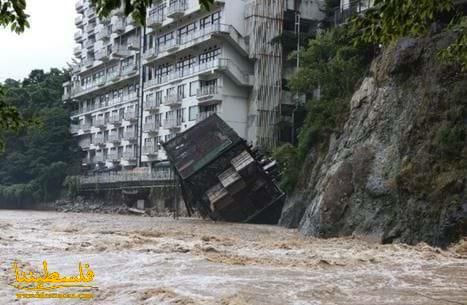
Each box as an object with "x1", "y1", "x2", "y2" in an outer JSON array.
[{"x1": 0, "y1": 210, "x2": 466, "y2": 305}]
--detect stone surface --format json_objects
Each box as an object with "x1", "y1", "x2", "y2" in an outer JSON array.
[{"x1": 280, "y1": 32, "x2": 466, "y2": 247}]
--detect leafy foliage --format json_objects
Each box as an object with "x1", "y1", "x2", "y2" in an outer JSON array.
[
  {"x1": 439, "y1": 16, "x2": 467, "y2": 70},
  {"x1": 0, "y1": 69, "x2": 81, "y2": 206},
  {"x1": 349, "y1": 0, "x2": 454, "y2": 46},
  {"x1": 275, "y1": 28, "x2": 371, "y2": 193},
  {"x1": 0, "y1": 0, "x2": 29, "y2": 33}
]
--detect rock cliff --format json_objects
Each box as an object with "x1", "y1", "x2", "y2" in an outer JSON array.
[{"x1": 280, "y1": 32, "x2": 466, "y2": 247}]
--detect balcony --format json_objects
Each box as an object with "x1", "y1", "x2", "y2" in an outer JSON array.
[
  {"x1": 85, "y1": 23, "x2": 95, "y2": 34},
  {"x1": 124, "y1": 111, "x2": 138, "y2": 122},
  {"x1": 94, "y1": 154, "x2": 105, "y2": 163},
  {"x1": 86, "y1": 8, "x2": 96, "y2": 19},
  {"x1": 74, "y1": 31, "x2": 83, "y2": 42},
  {"x1": 95, "y1": 48, "x2": 111, "y2": 62},
  {"x1": 111, "y1": 17, "x2": 125, "y2": 33},
  {"x1": 123, "y1": 131, "x2": 137, "y2": 142},
  {"x1": 75, "y1": 0, "x2": 84, "y2": 12},
  {"x1": 163, "y1": 94, "x2": 182, "y2": 107},
  {"x1": 144, "y1": 58, "x2": 251, "y2": 89},
  {"x1": 73, "y1": 46, "x2": 82, "y2": 57},
  {"x1": 197, "y1": 111, "x2": 219, "y2": 123},
  {"x1": 111, "y1": 45, "x2": 131, "y2": 58},
  {"x1": 159, "y1": 37, "x2": 181, "y2": 53},
  {"x1": 96, "y1": 77, "x2": 106, "y2": 87},
  {"x1": 196, "y1": 86, "x2": 222, "y2": 105},
  {"x1": 83, "y1": 57, "x2": 95, "y2": 68},
  {"x1": 127, "y1": 37, "x2": 140, "y2": 50},
  {"x1": 122, "y1": 93, "x2": 138, "y2": 103},
  {"x1": 167, "y1": 0, "x2": 187, "y2": 19},
  {"x1": 84, "y1": 39, "x2": 95, "y2": 49},
  {"x1": 80, "y1": 140, "x2": 91, "y2": 150},
  {"x1": 93, "y1": 136, "x2": 105, "y2": 146},
  {"x1": 96, "y1": 26, "x2": 110, "y2": 41},
  {"x1": 109, "y1": 133, "x2": 121, "y2": 144},
  {"x1": 144, "y1": 96, "x2": 160, "y2": 112},
  {"x1": 81, "y1": 122, "x2": 92, "y2": 132},
  {"x1": 147, "y1": 11, "x2": 164, "y2": 28},
  {"x1": 75, "y1": 15, "x2": 84, "y2": 26},
  {"x1": 143, "y1": 122, "x2": 158, "y2": 134},
  {"x1": 143, "y1": 47, "x2": 159, "y2": 63},
  {"x1": 121, "y1": 64, "x2": 138, "y2": 76},
  {"x1": 123, "y1": 150, "x2": 137, "y2": 161},
  {"x1": 333, "y1": 0, "x2": 374, "y2": 25},
  {"x1": 107, "y1": 152, "x2": 120, "y2": 162},
  {"x1": 107, "y1": 70, "x2": 121, "y2": 82},
  {"x1": 70, "y1": 124, "x2": 80, "y2": 134},
  {"x1": 110, "y1": 115, "x2": 122, "y2": 125},
  {"x1": 143, "y1": 144, "x2": 158, "y2": 156},
  {"x1": 162, "y1": 119, "x2": 181, "y2": 130},
  {"x1": 94, "y1": 117, "x2": 106, "y2": 128}
]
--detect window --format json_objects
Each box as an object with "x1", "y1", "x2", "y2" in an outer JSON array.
[
  {"x1": 155, "y1": 90, "x2": 163, "y2": 106},
  {"x1": 177, "y1": 84, "x2": 186, "y2": 99},
  {"x1": 189, "y1": 81, "x2": 199, "y2": 96},
  {"x1": 199, "y1": 11, "x2": 221, "y2": 29},
  {"x1": 189, "y1": 106, "x2": 198, "y2": 121},
  {"x1": 199, "y1": 46, "x2": 221, "y2": 64}
]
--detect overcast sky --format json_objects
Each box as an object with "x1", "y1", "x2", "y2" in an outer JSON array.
[{"x1": 0, "y1": 0, "x2": 75, "y2": 82}]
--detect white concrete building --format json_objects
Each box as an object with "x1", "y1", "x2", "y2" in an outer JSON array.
[{"x1": 64, "y1": 0, "x2": 324, "y2": 172}]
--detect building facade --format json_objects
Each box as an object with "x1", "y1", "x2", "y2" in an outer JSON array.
[{"x1": 63, "y1": 0, "x2": 324, "y2": 172}]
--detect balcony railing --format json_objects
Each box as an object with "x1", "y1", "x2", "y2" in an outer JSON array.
[
  {"x1": 197, "y1": 85, "x2": 220, "y2": 98},
  {"x1": 86, "y1": 8, "x2": 96, "y2": 19},
  {"x1": 76, "y1": 168, "x2": 174, "y2": 185},
  {"x1": 144, "y1": 58, "x2": 251, "y2": 88},
  {"x1": 122, "y1": 64, "x2": 138, "y2": 76},
  {"x1": 162, "y1": 118, "x2": 181, "y2": 130},
  {"x1": 163, "y1": 94, "x2": 182, "y2": 107},
  {"x1": 84, "y1": 39, "x2": 95, "y2": 49},
  {"x1": 81, "y1": 122, "x2": 92, "y2": 131},
  {"x1": 110, "y1": 115, "x2": 122, "y2": 125},
  {"x1": 167, "y1": 0, "x2": 187, "y2": 18},
  {"x1": 85, "y1": 23, "x2": 95, "y2": 33},
  {"x1": 143, "y1": 144, "x2": 158, "y2": 156},
  {"x1": 73, "y1": 46, "x2": 81, "y2": 56},
  {"x1": 94, "y1": 117, "x2": 106, "y2": 128},
  {"x1": 197, "y1": 110, "x2": 219, "y2": 123},
  {"x1": 75, "y1": 15, "x2": 83, "y2": 26},
  {"x1": 70, "y1": 124, "x2": 80, "y2": 134},
  {"x1": 111, "y1": 17, "x2": 125, "y2": 33},
  {"x1": 107, "y1": 152, "x2": 119, "y2": 161},
  {"x1": 144, "y1": 96, "x2": 161, "y2": 112},
  {"x1": 124, "y1": 111, "x2": 138, "y2": 122},
  {"x1": 159, "y1": 37, "x2": 181, "y2": 53},
  {"x1": 74, "y1": 31, "x2": 83, "y2": 41},
  {"x1": 95, "y1": 48, "x2": 111, "y2": 61},
  {"x1": 123, "y1": 150, "x2": 137, "y2": 161},
  {"x1": 75, "y1": 0, "x2": 84, "y2": 12},
  {"x1": 96, "y1": 27, "x2": 111, "y2": 41},
  {"x1": 93, "y1": 135, "x2": 105, "y2": 146},
  {"x1": 143, "y1": 47, "x2": 159, "y2": 62},
  {"x1": 143, "y1": 122, "x2": 158, "y2": 134},
  {"x1": 333, "y1": 0, "x2": 374, "y2": 25},
  {"x1": 123, "y1": 131, "x2": 137, "y2": 142},
  {"x1": 147, "y1": 10, "x2": 164, "y2": 28},
  {"x1": 127, "y1": 37, "x2": 140, "y2": 50},
  {"x1": 109, "y1": 133, "x2": 121, "y2": 143},
  {"x1": 111, "y1": 45, "x2": 131, "y2": 58},
  {"x1": 83, "y1": 57, "x2": 95, "y2": 68}
]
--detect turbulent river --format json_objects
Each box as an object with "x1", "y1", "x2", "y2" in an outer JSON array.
[{"x1": 0, "y1": 210, "x2": 465, "y2": 305}]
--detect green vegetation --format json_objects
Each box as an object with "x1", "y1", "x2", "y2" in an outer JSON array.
[
  {"x1": 0, "y1": 69, "x2": 81, "y2": 207},
  {"x1": 0, "y1": 0, "x2": 29, "y2": 33},
  {"x1": 275, "y1": 28, "x2": 371, "y2": 192}
]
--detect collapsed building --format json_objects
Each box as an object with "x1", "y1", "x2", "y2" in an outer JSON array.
[{"x1": 163, "y1": 114, "x2": 284, "y2": 223}]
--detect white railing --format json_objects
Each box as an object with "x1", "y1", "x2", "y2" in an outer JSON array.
[
  {"x1": 144, "y1": 96, "x2": 161, "y2": 111},
  {"x1": 163, "y1": 94, "x2": 182, "y2": 106},
  {"x1": 144, "y1": 58, "x2": 250, "y2": 88},
  {"x1": 143, "y1": 122, "x2": 158, "y2": 133},
  {"x1": 167, "y1": 0, "x2": 187, "y2": 17},
  {"x1": 74, "y1": 31, "x2": 83, "y2": 41},
  {"x1": 147, "y1": 11, "x2": 164, "y2": 27},
  {"x1": 124, "y1": 111, "x2": 138, "y2": 121},
  {"x1": 77, "y1": 168, "x2": 174, "y2": 185},
  {"x1": 197, "y1": 85, "x2": 220, "y2": 97},
  {"x1": 162, "y1": 118, "x2": 181, "y2": 129},
  {"x1": 123, "y1": 131, "x2": 137, "y2": 141}
]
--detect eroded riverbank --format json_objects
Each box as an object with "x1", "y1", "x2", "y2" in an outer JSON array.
[{"x1": 0, "y1": 210, "x2": 466, "y2": 305}]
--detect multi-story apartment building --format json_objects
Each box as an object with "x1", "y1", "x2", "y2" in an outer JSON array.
[{"x1": 63, "y1": 0, "x2": 324, "y2": 172}]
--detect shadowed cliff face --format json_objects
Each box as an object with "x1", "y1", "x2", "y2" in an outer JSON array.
[{"x1": 280, "y1": 32, "x2": 466, "y2": 247}]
